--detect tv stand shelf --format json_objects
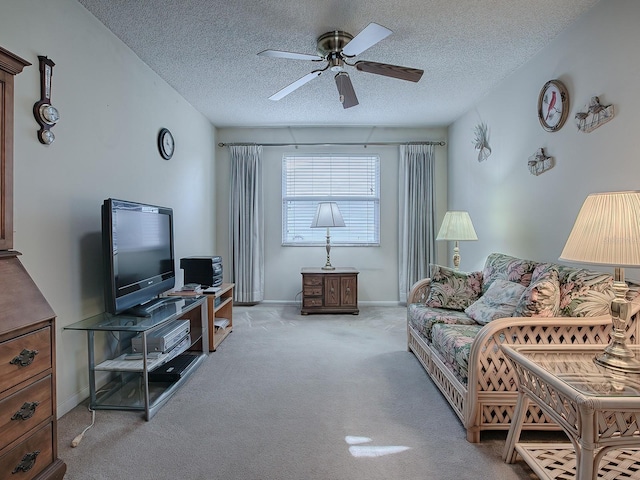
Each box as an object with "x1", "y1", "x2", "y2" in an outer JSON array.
[
  {"x1": 209, "y1": 283, "x2": 234, "y2": 351},
  {"x1": 169, "y1": 283, "x2": 234, "y2": 351},
  {"x1": 65, "y1": 296, "x2": 208, "y2": 420}
]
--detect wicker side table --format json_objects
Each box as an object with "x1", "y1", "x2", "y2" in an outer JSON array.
[{"x1": 502, "y1": 344, "x2": 640, "y2": 480}]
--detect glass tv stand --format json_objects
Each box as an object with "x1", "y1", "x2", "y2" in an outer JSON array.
[{"x1": 66, "y1": 296, "x2": 208, "y2": 420}]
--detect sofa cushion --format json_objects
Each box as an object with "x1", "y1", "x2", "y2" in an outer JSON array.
[
  {"x1": 465, "y1": 279, "x2": 526, "y2": 324},
  {"x1": 557, "y1": 265, "x2": 614, "y2": 317},
  {"x1": 513, "y1": 263, "x2": 561, "y2": 317},
  {"x1": 482, "y1": 253, "x2": 538, "y2": 294},
  {"x1": 431, "y1": 323, "x2": 482, "y2": 384},
  {"x1": 408, "y1": 304, "x2": 476, "y2": 342},
  {"x1": 425, "y1": 264, "x2": 483, "y2": 311}
]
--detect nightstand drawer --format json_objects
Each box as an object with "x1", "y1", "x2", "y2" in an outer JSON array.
[
  {"x1": 0, "y1": 328, "x2": 51, "y2": 394},
  {"x1": 303, "y1": 297, "x2": 323, "y2": 308},
  {"x1": 303, "y1": 275, "x2": 323, "y2": 286},
  {"x1": 303, "y1": 286, "x2": 322, "y2": 296},
  {"x1": 0, "y1": 376, "x2": 53, "y2": 451}
]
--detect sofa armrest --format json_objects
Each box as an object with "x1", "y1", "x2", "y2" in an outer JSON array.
[
  {"x1": 408, "y1": 278, "x2": 432, "y2": 304},
  {"x1": 463, "y1": 295, "x2": 640, "y2": 428}
]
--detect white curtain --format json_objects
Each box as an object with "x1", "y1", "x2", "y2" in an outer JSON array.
[
  {"x1": 229, "y1": 145, "x2": 264, "y2": 303},
  {"x1": 398, "y1": 144, "x2": 436, "y2": 304}
]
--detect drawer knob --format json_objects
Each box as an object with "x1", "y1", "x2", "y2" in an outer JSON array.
[
  {"x1": 10, "y1": 348, "x2": 39, "y2": 367},
  {"x1": 12, "y1": 450, "x2": 40, "y2": 474},
  {"x1": 12, "y1": 401, "x2": 40, "y2": 421}
]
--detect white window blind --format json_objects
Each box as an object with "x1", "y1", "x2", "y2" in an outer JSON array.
[{"x1": 282, "y1": 154, "x2": 380, "y2": 246}]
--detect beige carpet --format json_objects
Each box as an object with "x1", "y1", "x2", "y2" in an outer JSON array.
[{"x1": 58, "y1": 304, "x2": 543, "y2": 479}]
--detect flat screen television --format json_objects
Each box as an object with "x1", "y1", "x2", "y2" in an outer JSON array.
[{"x1": 102, "y1": 198, "x2": 176, "y2": 316}]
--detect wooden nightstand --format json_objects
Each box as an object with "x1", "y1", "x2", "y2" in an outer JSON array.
[{"x1": 300, "y1": 267, "x2": 359, "y2": 315}]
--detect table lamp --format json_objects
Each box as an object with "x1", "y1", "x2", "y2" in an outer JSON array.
[
  {"x1": 436, "y1": 211, "x2": 478, "y2": 270},
  {"x1": 560, "y1": 191, "x2": 640, "y2": 373},
  {"x1": 310, "y1": 202, "x2": 345, "y2": 270}
]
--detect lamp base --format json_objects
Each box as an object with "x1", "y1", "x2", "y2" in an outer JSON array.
[
  {"x1": 321, "y1": 265, "x2": 336, "y2": 270},
  {"x1": 594, "y1": 348, "x2": 640, "y2": 373}
]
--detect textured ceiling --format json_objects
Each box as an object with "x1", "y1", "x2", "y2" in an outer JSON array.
[{"x1": 77, "y1": 0, "x2": 600, "y2": 128}]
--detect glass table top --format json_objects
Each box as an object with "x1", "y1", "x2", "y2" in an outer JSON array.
[
  {"x1": 507, "y1": 345, "x2": 640, "y2": 397},
  {"x1": 65, "y1": 296, "x2": 204, "y2": 332}
]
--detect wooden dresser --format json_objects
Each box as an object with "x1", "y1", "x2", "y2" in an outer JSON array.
[
  {"x1": 0, "y1": 252, "x2": 66, "y2": 479},
  {"x1": 300, "y1": 267, "x2": 359, "y2": 315}
]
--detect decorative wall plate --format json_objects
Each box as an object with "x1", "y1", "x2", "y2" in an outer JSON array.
[{"x1": 538, "y1": 80, "x2": 569, "y2": 132}]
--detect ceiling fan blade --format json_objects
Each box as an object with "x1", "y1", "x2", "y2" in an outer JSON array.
[
  {"x1": 342, "y1": 23, "x2": 392, "y2": 57},
  {"x1": 355, "y1": 61, "x2": 424, "y2": 82},
  {"x1": 335, "y1": 72, "x2": 359, "y2": 109},
  {"x1": 258, "y1": 49, "x2": 323, "y2": 61},
  {"x1": 268, "y1": 70, "x2": 323, "y2": 101}
]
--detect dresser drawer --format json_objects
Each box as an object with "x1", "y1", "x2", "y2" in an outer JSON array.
[
  {"x1": 0, "y1": 328, "x2": 51, "y2": 394},
  {"x1": 303, "y1": 297, "x2": 323, "y2": 308},
  {"x1": 303, "y1": 286, "x2": 322, "y2": 296},
  {"x1": 0, "y1": 422, "x2": 54, "y2": 480},
  {"x1": 303, "y1": 275, "x2": 323, "y2": 286},
  {"x1": 0, "y1": 376, "x2": 53, "y2": 451}
]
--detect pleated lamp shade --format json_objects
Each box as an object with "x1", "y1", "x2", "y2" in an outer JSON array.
[
  {"x1": 560, "y1": 191, "x2": 640, "y2": 267},
  {"x1": 436, "y1": 211, "x2": 478, "y2": 241}
]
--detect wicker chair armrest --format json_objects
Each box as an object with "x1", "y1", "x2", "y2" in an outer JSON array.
[
  {"x1": 408, "y1": 278, "x2": 432, "y2": 304},
  {"x1": 463, "y1": 313, "x2": 624, "y2": 428}
]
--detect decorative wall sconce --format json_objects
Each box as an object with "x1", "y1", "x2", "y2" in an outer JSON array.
[
  {"x1": 473, "y1": 122, "x2": 491, "y2": 162},
  {"x1": 528, "y1": 148, "x2": 553, "y2": 176},
  {"x1": 575, "y1": 96, "x2": 614, "y2": 133},
  {"x1": 33, "y1": 56, "x2": 60, "y2": 145}
]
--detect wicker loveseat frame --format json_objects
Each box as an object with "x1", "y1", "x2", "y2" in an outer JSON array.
[{"x1": 407, "y1": 261, "x2": 640, "y2": 443}]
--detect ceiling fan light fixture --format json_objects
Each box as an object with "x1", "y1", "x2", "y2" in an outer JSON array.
[{"x1": 330, "y1": 56, "x2": 345, "y2": 72}]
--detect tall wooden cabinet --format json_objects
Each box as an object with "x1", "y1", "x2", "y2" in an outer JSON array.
[{"x1": 0, "y1": 48, "x2": 66, "y2": 479}]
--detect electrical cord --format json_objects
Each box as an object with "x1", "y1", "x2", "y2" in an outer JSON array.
[{"x1": 70, "y1": 406, "x2": 95, "y2": 447}]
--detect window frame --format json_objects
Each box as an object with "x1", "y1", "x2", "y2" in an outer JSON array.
[{"x1": 281, "y1": 153, "x2": 381, "y2": 247}]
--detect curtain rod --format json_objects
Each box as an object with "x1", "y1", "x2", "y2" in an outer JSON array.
[{"x1": 217, "y1": 141, "x2": 445, "y2": 147}]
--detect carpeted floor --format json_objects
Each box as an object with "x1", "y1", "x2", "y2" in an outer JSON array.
[{"x1": 58, "y1": 304, "x2": 545, "y2": 479}]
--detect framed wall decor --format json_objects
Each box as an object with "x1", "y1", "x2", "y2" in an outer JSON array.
[{"x1": 538, "y1": 79, "x2": 569, "y2": 132}]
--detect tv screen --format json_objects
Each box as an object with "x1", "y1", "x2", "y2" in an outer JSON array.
[{"x1": 102, "y1": 198, "x2": 176, "y2": 315}]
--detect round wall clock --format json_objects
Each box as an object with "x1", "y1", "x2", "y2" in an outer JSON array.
[
  {"x1": 538, "y1": 80, "x2": 569, "y2": 132},
  {"x1": 158, "y1": 128, "x2": 174, "y2": 160}
]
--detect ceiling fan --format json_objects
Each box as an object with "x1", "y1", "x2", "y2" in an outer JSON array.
[{"x1": 258, "y1": 23, "x2": 424, "y2": 109}]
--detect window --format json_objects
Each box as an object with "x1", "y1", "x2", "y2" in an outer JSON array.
[{"x1": 282, "y1": 154, "x2": 380, "y2": 246}]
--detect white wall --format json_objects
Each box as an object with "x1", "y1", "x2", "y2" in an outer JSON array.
[
  {"x1": 447, "y1": 1, "x2": 640, "y2": 278},
  {"x1": 216, "y1": 127, "x2": 448, "y2": 304},
  {"x1": 1, "y1": 0, "x2": 217, "y2": 416}
]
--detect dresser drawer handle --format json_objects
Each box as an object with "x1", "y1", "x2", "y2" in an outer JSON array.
[
  {"x1": 12, "y1": 450, "x2": 40, "y2": 474},
  {"x1": 12, "y1": 401, "x2": 40, "y2": 421},
  {"x1": 10, "y1": 349, "x2": 39, "y2": 367}
]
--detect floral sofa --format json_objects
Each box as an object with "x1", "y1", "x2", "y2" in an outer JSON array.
[{"x1": 407, "y1": 252, "x2": 640, "y2": 443}]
